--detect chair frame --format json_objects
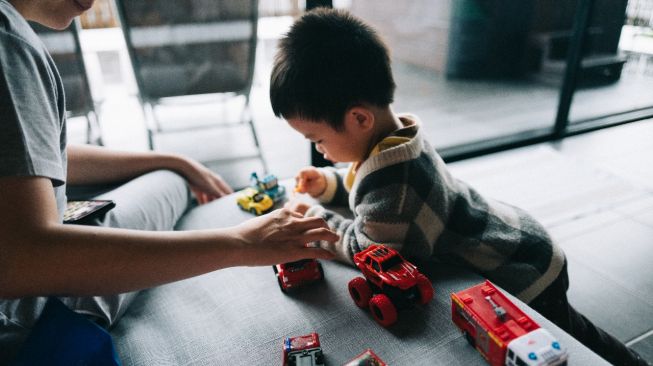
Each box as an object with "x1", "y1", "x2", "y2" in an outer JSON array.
[
  {"x1": 32, "y1": 18, "x2": 104, "y2": 146},
  {"x1": 115, "y1": 0, "x2": 267, "y2": 172}
]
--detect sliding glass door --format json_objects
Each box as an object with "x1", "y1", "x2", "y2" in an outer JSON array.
[
  {"x1": 339, "y1": 0, "x2": 575, "y2": 158},
  {"x1": 568, "y1": 0, "x2": 653, "y2": 128},
  {"x1": 306, "y1": 0, "x2": 653, "y2": 163}
]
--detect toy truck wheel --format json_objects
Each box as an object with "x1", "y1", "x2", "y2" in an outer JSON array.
[
  {"x1": 250, "y1": 208, "x2": 258, "y2": 215},
  {"x1": 369, "y1": 294, "x2": 398, "y2": 327},
  {"x1": 348, "y1": 277, "x2": 372, "y2": 308},
  {"x1": 416, "y1": 274, "x2": 434, "y2": 305},
  {"x1": 464, "y1": 331, "x2": 475, "y2": 348},
  {"x1": 314, "y1": 349, "x2": 324, "y2": 364}
]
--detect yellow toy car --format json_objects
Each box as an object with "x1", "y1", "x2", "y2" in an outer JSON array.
[{"x1": 236, "y1": 187, "x2": 274, "y2": 215}]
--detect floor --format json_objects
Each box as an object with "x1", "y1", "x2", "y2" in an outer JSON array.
[
  {"x1": 66, "y1": 22, "x2": 653, "y2": 363},
  {"x1": 448, "y1": 119, "x2": 653, "y2": 363}
]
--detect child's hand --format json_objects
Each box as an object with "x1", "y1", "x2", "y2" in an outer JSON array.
[
  {"x1": 284, "y1": 199, "x2": 312, "y2": 216},
  {"x1": 294, "y1": 167, "x2": 326, "y2": 198}
]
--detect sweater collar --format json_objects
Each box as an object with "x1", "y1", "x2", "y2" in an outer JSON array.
[{"x1": 346, "y1": 114, "x2": 424, "y2": 194}]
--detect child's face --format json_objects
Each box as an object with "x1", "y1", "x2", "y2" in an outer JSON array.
[{"x1": 287, "y1": 117, "x2": 369, "y2": 163}]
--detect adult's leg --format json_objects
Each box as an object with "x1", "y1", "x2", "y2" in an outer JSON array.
[
  {"x1": 90, "y1": 170, "x2": 191, "y2": 232},
  {"x1": 529, "y1": 261, "x2": 650, "y2": 366}
]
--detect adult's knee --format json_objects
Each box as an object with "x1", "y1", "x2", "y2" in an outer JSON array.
[{"x1": 91, "y1": 170, "x2": 191, "y2": 231}]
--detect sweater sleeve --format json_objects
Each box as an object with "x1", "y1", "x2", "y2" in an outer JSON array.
[
  {"x1": 305, "y1": 163, "x2": 436, "y2": 265},
  {"x1": 305, "y1": 203, "x2": 411, "y2": 265},
  {"x1": 315, "y1": 167, "x2": 350, "y2": 207}
]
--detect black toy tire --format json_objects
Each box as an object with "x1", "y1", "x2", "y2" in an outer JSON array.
[
  {"x1": 464, "y1": 331, "x2": 475, "y2": 347},
  {"x1": 369, "y1": 294, "x2": 398, "y2": 327},
  {"x1": 348, "y1": 277, "x2": 372, "y2": 308}
]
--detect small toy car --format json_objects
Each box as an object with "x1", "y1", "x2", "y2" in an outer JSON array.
[
  {"x1": 343, "y1": 349, "x2": 387, "y2": 366},
  {"x1": 235, "y1": 187, "x2": 273, "y2": 216},
  {"x1": 348, "y1": 244, "x2": 433, "y2": 327},
  {"x1": 282, "y1": 332, "x2": 325, "y2": 366},
  {"x1": 251, "y1": 172, "x2": 287, "y2": 203},
  {"x1": 274, "y1": 259, "x2": 324, "y2": 292}
]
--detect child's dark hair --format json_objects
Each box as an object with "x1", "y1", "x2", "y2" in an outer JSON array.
[{"x1": 270, "y1": 8, "x2": 395, "y2": 130}]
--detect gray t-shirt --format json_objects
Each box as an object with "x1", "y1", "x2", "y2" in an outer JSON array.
[
  {"x1": 0, "y1": 0, "x2": 68, "y2": 219},
  {"x1": 0, "y1": 1, "x2": 69, "y2": 360}
]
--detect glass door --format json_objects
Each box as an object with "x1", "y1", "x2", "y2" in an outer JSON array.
[
  {"x1": 337, "y1": 0, "x2": 577, "y2": 159},
  {"x1": 568, "y1": 0, "x2": 653, "y2": 128}
]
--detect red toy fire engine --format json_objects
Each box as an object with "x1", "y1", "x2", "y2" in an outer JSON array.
[
  {"x1": 274, "y1": 259, "x2": 324, "y2": 292},
  {"x1": 282, "y1": 332, "x2": 325, "y2": 366},
  {"x1": 347, "y1": 244, "x2": 434, "y2": 327},
  {"x1": 451, "y1": 280, "x2": 568, "y2": 366}
]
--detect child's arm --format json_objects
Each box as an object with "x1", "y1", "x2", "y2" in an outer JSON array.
[{"x1": 303, "y1": 183, "x2": 432, "y2": 265}]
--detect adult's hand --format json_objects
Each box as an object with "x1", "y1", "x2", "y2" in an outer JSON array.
[
  {"x1": 176, "y1": 157, "x2": 233, "y2": 204},
  {"x1": 234, "y1": 208, "x2": 338, "y2": 265}
]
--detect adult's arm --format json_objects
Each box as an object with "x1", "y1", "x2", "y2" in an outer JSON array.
[
  {"x1": 0, "y1": 176, "x2": 337, "y2": 299},
  {"x1": 67, "y1": 144, "x2": 177, "y2": 185},
  {"x1": 67, "y1": 144, "x2": 232, "y2": 200}
]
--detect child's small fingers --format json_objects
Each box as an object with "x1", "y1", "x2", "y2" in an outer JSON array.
[
  {"x1": 294, "y1": 178, "x2": 306, "y2": 193},
  {"x1": 298, "y1": 167, "x2": 319, "y2": 179}
]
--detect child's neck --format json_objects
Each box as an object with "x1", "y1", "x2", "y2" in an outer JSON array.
[{"x1": 362, "y1": 106, "x2": 403, "y2": 161}]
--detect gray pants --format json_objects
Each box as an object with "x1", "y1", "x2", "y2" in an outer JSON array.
[{"x1": 0, "y1": 170, "x2": 191, "y2": 362}]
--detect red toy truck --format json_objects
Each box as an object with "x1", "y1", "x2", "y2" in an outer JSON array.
[
  {"x1": 274, "y1": 259, "x2": 324, "y2": 292},
  {"x1": 451, "y1": 280, "x2": 568, "y2": 366},
  {"x1": 282, "y1": 332, "x2": 325, "y2": 366},
  {"x1": 347, "y1": 244, "x2": 434, "y2": 327}
]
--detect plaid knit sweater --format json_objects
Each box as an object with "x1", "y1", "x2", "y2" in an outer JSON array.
[{"x1": 305, "y1": 114, "x2": 565, "y2": 302}]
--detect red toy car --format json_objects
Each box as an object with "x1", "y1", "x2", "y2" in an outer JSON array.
[
  {"x1": 282, "y1": 332, "x2": 325, "y2": 366},
  {"x1": 274, "y1": 259, "x2": 324, "y2": 292},
  {"x1": 343, "y1": 349, "x2": 387, "y2": 366},
  {"x1": 347, "y1": 244, "x2": 434, "y2": 327}
]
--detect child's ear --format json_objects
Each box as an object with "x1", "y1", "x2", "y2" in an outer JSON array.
[{"x1": 345, "y1": 106, "x2": 374, "y2": 132}]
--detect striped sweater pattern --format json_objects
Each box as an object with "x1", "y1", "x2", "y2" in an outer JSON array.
[{"x1": 306, "y1": 114, "x2": 565, "y2": 302}]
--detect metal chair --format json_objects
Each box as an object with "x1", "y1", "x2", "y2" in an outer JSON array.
[
  {"x1": 30, "y1": 20, "x2": 104, "y2": 145},
  {"x1": 115, "y1": 0, "x2": 267, "y2": 172}
]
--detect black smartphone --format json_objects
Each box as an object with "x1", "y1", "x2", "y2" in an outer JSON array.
[{"x1": 63, "y1": 200, "x2": 116, "y2": 225}]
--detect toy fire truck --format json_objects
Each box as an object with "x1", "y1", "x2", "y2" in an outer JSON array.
[
  {"x1": 451, "y1": 280, "x2": 568, "y2": 366},
  {"x1": 273, "y1": 259, "x2": 324, "y2": 292},
  {"x1": 347, "y1": 244, "x2": 434, "y2": 327},
  {"x1": 282, "y1": 332, "x2": 325, "y2": 366}
]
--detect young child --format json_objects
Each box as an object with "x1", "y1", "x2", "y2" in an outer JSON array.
[{"x1": 270, "y1": 8, "x2": 649, "y2": 366}]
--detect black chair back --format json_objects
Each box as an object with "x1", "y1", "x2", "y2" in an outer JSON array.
[
  {"x1": 30, "y1": 21, "x2": 95, "y2": 119},
  {"x1": 115, "y1": 0, "x2": 258, "y2": 101}
]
